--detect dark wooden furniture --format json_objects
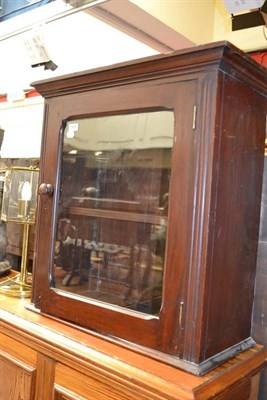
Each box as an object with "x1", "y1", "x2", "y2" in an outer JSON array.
[
  {"x1": 1, "y1": 295, "x2": 267, "y2": 400},
  {"x1": 31, "y1": 41, "x2": 267, "y2": 375}
]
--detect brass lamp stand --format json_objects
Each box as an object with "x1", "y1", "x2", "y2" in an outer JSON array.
[{"x1": 0, "y1": 166, "x2": 39, "y2": 298}]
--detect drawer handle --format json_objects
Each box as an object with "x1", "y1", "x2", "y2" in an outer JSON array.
[{"x1": 39, "y1": 183, "x2": 54, "y2": 197}]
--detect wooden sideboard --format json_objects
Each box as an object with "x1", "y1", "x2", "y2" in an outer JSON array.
[{"x1": 0, "y1": 294, "x2": 266, "y2": 400}]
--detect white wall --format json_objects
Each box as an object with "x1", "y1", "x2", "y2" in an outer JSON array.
[
  {"x1": 131, "y1": 0, "x2": 267, "y2": 51},
  {"x1": 0, "y1": 5, "x2": 158, "y2": 96},
  {"x1": 130, "y1": 0, "x2": 216, "y2": 45},
  {"x1": 0, "y1": 97, "x2": 44, "y2": 158},
  {"x1": 0, "y1": 1, "x2": 161, "y2": 158},
  {"x1": 213, "y1": 0, "x2": 267, "y2": 51}
]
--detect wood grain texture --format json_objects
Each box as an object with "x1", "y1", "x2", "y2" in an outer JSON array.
[
  {"x1": 32, "y1": 42, "x2": 266, "y2": 99},
  {"x1": 35, "y1": 354, "x2": 55, "y2": 400},
  {"x1": 0, "y1": 296, "x2": 266, "y2": 400},
  {"x1": 0, "y1": 358, "x2": 35, "y2": 400},
  {"x1": 0, "y1": 339, "x2": 37, "y2": 400}
]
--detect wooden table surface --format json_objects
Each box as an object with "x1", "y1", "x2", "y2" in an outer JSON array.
[{"x1": 1, "y1": 288, "x2": 266, "y2": 400}]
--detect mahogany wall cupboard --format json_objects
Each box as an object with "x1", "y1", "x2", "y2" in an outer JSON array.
[{"x1": 31, "y1": 41, "x2": 267, "y2": 375}]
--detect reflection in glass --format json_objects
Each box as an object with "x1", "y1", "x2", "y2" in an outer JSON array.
[{"x1": 53, "y1": 111, "x2": 174, "y2": 315}]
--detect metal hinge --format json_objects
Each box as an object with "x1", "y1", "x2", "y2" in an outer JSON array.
[
  {"x1": 192, "y1": 105, "x2": 197, "y2": 130},
  {"x1": 179, "y1": 301, "x2": 184, "y2": 327}
]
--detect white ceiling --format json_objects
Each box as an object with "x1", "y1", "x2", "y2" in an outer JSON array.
[{"x1": 0, "y1": 0, "x2": 193, "y2": 96}]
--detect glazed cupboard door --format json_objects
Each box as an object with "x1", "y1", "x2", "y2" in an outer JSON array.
[{"x1": 33, "y1": 74, "x2": 203, "y2": 356}]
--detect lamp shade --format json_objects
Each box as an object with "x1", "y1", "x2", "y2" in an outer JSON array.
[{"x1": 1, "y1": 166, "x2": 39, "y2": 224}]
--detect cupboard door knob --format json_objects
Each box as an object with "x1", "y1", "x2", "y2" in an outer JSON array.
[{"x1": 39, "y1": 183, "x2": 54, "y2": 197}]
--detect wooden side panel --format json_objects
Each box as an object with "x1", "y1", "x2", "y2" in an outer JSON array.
[
  {"x1": 0, "y1": 333, "x2": 37, "y2": 400},
  {"x1": 0, "y1": 355, "x2": 35, "y2": 400},
  {"x1": 0, "y1": 351, "x2": 36, "y2": 400},
  {"x1": 203, "y1": 73, "x2": 266, "y2": 359}
]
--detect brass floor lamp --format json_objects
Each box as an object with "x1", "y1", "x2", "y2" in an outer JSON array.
[{"x1": 0, "y1": 166, "x2": 39, "y2": 298}]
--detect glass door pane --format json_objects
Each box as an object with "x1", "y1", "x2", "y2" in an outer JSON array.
[{"x1": 53, "y1": 111, "x2": 174, "y2": 316}]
